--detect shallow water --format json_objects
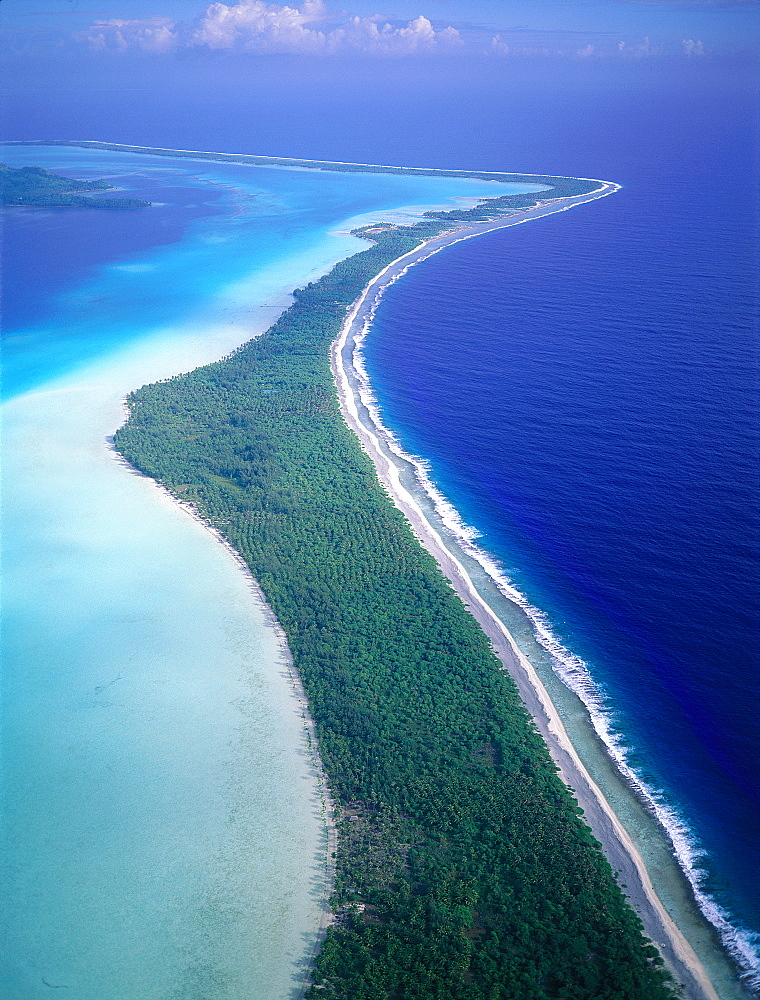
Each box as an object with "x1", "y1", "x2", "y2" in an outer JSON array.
[
  {"x1": 0, "y1": 147, "x2": 540, "y2": 999},
  {"x1": 2, "y1": 360, "x2": 327, "y2": 1000}
]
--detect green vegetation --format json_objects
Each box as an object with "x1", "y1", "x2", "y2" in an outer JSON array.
[
  {"x1": 424, "y1": 176, "x2": 600, "y2": 222},
  {"x1": 0, "y1": 163, "x2": 150, "y2": 208},
  {"x1": 114, "y1": 205, "x2": 675, "y2": 997}
]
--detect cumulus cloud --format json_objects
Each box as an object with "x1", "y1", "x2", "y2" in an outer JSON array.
[
  {"x1": 76, "y1": 4, "x2": 706, "y2": 61},
  {"x1": 490, "y1": 34, "x2": 510, "y2": 57},
  {"x1": 489, "y1": 38, "x2": 559, "y2": 58},
  {"x1": 334, "y1": 14, "x2": 462, "y2": 56},
  {"x1": 682, "y1": 38, "x2": 705, "y2": 56},
  {"x1": 82, "y1": 17, "x2": 179, "y2": 53},
  {"x1": 80, "y1": 1, "x2": 462, "y2": 57},
  {"x1": 191, "y1": 0, "x2": 327, "y2": 53},
  {"x1": 615, "y1": 35, "x2": 662, "y2": 58}
]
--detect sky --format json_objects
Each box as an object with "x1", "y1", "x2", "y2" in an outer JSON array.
[
  {"x1": 1, "y1": 0, "x2": 758, "y2": 60},
  {"x1": 0, "y1": 0, "x2": 755, "y2": 189},
  {"x1": 1, "y1": 0, "x2": 757, "y2": 183}
]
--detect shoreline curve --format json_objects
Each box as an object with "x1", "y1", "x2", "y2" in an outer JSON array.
[
  {"x1": 59, "y1": 140, "x2": 740, "y2": 994},
  {"x1": 108, "y1": 433, "x2": 339, "y2": 999},
  {"x1": 330, "y1": 192, "x2": 724, "y2": 1000},
  {"x1": 1, "y1": 138, "x2": 611, "y2": 186}
]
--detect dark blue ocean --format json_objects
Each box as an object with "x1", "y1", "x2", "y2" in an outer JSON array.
[
  {"x1": 4, "y1": 49, "x2": 758, "y2": 992},
  {"x1": 362, "y1": 65, "x2": 760, "y2": 986}
]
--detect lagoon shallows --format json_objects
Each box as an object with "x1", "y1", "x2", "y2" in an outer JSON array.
[{"x1": 0, "y1": 146, "x2": 539, "y2": 999}]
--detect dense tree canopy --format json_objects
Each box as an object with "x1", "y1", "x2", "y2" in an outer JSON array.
[
  {"x1": 115, "y1": 198, "x2": 677, "y2": 999},
  {"x1": 0, "y1": 163, "x2": 150, "y2": 208}
]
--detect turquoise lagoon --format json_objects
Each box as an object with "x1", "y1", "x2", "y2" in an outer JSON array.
[{"x1": 1, "y1": 146, "x2": 541, "y2": 999}]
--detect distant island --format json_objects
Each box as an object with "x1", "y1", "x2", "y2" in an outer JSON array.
[
  {"x1": 3, "y1": 139, "x2": 593, "y2": 185},
  {"x1": 0, "y1": 163, "x2": 150, "y2": 209}
]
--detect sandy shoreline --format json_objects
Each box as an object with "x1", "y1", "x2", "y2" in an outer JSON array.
[
  {"x1": 331, "y1": 188, "x2": 724, "y2": 1000},
  {"x1": 109, "y1": 425, "x2": 339, "y2": 1000}
]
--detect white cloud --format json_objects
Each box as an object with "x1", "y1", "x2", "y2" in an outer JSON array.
[
  {"x1": 79, "y1": 2, "x2": 461, "y2": 57},
  {"x1": 82, "y1": 17, "x2": 178, "y2": 53},
  {"x1": 490, "y1": 34, "x2": 510, "y2": 57},
  {"x1": 192, "y1": 0, "x2": 325, "y2": 53},
  {"x1": 682, "y1": 38, "x2": 705, "y2": 56},
  {"x1": 328, "y1": 13, "x2": 461, "y2": 56},
  {"x1": 615, "y1": 35, "x2": 662, "y2": 58},
  {"x1": 490, "y1": 40, "x2": 552, "y2": 57},
  {"x1": 76, "y1": 5, "x2": 692, "y2": 61},
  {"x1": 191, "y1": 1, "x2": 460, "y2": 55}
]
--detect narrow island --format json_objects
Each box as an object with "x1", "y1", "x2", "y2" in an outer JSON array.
[
  {"x1": 109, "y1": 164, "x2": 723, "y2": 999},
  {"x1": 0, "y1": 163, "x2": 150, "y2": 209}
]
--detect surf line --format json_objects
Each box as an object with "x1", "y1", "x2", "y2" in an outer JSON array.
[{"x1": 331, "y1": 193, "x2": 720, "y2": 1000}]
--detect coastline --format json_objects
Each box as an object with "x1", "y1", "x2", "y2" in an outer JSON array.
[
  {"x1": 6, "y1": 143, "x2": 605, "y2": 997},
  {"x1": 2, "y1": 356, "x2": 332, "y2": 997},
  {"x1": 2, "y1": 138, "x2": 604, "y2": 187},
  {"x1": 159, "y1": 478, "x2": 342, "y2": 998},
  {"x1": 105, "y1": 159, "x2": 739, "y2": 995},
  {"x1": 109, "y1": 432, "x2": 340, "y2": 995},
  {"x1": 330, "y1": 196, "x2": 729, "y2": 1000},
  {"x1": 101, "y1": 326, "x2": 342, "y2": 999},
  {"x1": 11, "y1": 141, "x2": 723, "y2": 996}
]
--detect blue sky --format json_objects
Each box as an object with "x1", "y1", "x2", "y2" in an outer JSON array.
[
  {"x1": 1, "y1": 0, "x2": 757, "y2": 172},
  {"x1": 2, "y1": 0, "x2": 758, "y2": 58}
]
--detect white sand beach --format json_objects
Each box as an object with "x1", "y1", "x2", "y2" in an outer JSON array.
[{"x1": 330, "y1": 186, "x2": 724, "y2": 1000}]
